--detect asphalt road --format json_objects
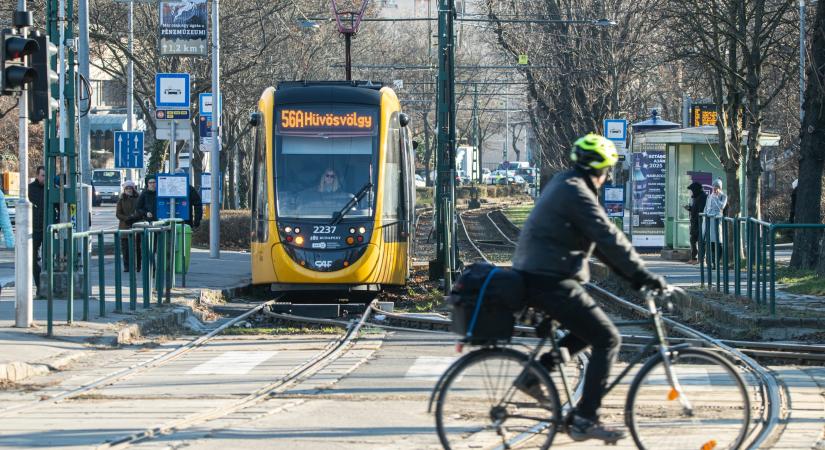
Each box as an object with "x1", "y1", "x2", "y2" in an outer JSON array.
[{"x1": 90, "y1": 204, "x2": 120, "y2": 232}]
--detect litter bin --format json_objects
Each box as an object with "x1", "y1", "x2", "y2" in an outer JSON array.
[{"x1": 175, "y1": 223, "x2": 192, "y2": 274}]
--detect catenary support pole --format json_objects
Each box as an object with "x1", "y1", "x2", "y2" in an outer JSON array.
[
  {"x1": 210, "y1": 0, "x2": 222, "y2": 259},
  {"x1": 78, "y1": 0, "x2": 91, "y2": 233},
  {"x1": 15, "y1": 0, "x2": 33, "y2": 327}
]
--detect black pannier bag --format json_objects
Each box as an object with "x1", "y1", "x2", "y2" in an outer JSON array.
[{"x1": 448, "y1": 262, "x2": 525, "y2": 343}]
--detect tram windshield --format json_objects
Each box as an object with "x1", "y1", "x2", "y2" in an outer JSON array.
[{"x1": 274, "y1": 105, "x2": 379, "y2": 220}]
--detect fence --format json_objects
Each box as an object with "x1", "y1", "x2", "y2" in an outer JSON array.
[
  {"x1": 44, "y1": 219, "x2": 188, "y2": 336},
  {"x1": 699, "y1": 214, "x2": 825, "y2": 315}
]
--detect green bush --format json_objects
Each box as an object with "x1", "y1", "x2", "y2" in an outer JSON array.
[{"x1": 192, "y1": 209, "x2": 250, "y2": 250}]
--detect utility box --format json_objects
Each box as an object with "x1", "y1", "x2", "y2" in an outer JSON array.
[{"x1": 174, "y1": 223, "x2": 192, "y2": 274}]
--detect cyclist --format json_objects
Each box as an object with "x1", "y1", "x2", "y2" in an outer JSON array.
[{"x1": 512, "y1": 133, "x2": 667, "y2": 443}]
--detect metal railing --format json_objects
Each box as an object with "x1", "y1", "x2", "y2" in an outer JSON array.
[
  {"x1": 699, "y1": 214, "x2": 825, "y2": 315},
  {"x1": 44, "y1": 219, "x2": 188, "y2": 336}
]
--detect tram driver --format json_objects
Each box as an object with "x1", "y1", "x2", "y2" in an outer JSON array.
[{"x1": 317, "y1": 168, "x2": 343, "y2": 193}]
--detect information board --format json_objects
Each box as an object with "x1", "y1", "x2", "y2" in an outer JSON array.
[
  {"x1": 603, "y1": 185, "x2": 625, "y2": 218},
  {"x1": 157, "y1": 173, "x2": 189, "y2": 198},
  {"x1": 631, "y1": 151, "x2": 666, "y2": 247}
]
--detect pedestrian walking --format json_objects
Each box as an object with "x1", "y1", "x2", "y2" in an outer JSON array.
[
  {"x1": 135, "y1": 176, "x2": 158, "y2": 222},
  {"x1": 116, "y1": 180, "x2": 141, "y2": 272},
  {"x1": 135, "y1": 176, "x2": 159, "y2": 273},
  {"x1": 174, "y1": 169, "x2": 202, "y2": 229},
  {"x1": 0, "y1": 187, "x2": 14, "y2": 249},
  {"x1": 685, "y1": 181, "x2": 707, "y2": 264},
  {"x1": 28, "y1": 166, "x2": 46, "y2": 297},
  {"x1": 703, "y1": 178, "x2": 728, "y2": 268}
]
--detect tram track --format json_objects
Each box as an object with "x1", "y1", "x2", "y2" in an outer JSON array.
[
  {"x1": 0, "y1": 297, "x2": 284, "y2": 419},
  {"x1": 98, "y1": 301, "x2": 378, "y2": 449}
]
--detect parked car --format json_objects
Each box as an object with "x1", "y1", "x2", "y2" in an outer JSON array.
[{"x1": 414, "y1": 174, "x2": 426, "y2": 188}]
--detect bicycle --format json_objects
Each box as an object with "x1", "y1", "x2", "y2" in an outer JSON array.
[{"x1": 433, "y1": 287, "x2": 751, "y2": 450}]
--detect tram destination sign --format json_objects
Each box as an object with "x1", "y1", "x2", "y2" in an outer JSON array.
[{"x1": 277, "y1": 108, "x2": 377, "y2": 134}]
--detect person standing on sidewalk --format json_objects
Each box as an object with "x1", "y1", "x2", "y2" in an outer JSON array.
[
  {"x1": 703, "y1": 178, "x2": 728, "y2": 268},
  {"x1": 116, "y1": 180, "x2": 141, "y2": 272},
  {"x1": 685, "y1": 181, "x2": 707, "y2": 264},
  {"x1": 28, "y1": 166, "x2": 46, "y2": 297}
]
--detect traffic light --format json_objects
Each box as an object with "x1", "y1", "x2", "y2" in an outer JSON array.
[
  {"x1": 0, "y1": 28, "x2": 38, "y2": 95},
  {"x1": 28, "y1": 31, "x2": 58, "y2": 123}
]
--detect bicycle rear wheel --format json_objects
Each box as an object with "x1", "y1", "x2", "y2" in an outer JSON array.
[
  {"x1": 435, "y1": 348, "x2": 561, "y2": 450},
  {"x1": 626, "y1": 347, "x2": 751, "y2": 450}
]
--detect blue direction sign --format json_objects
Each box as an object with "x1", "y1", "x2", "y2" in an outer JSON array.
[
  {"x1": 155, "y1": 73, "x2": 190, "y2": 109},
  {"x1": 114, "y1": 131, "x2": 144, "y2": 168}
]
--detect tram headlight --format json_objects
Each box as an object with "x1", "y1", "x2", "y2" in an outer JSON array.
[
  {"x1": 294, "y1": 227, "x2": 301, "y2": 234},
  {"x1": 358, "y1": 226, "x2": 366, "y2": 234},
  {"x1": 284, "y1": 226, "x2": 293, "y2": 233},
  {"x1": 295, "y1": 236, "x2": 304, "y2": 246},
  {"x1": 349, "y1": 227, "x2": 356, "y2": 234}
]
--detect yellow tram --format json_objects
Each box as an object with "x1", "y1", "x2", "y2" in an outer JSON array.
[{"x1": 250, "y1": 81, "x2": 416, "y2": 297}]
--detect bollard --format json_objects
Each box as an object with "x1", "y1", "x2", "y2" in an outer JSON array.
[
  {"x1": 755, "y1": 224, "x2": 762, "y2": 305},
  {"x1": 67, "y1": 229, "x2": 74, "y2": 325},
  {"x1": 704, "y1": 216, "x2": 712, "y2": 286},
  {"x1": 762, "y1": 223, "x2": 768, "y2": 304},
  {"x1": 699, "y1": 214, "x2": 705, "y2": 288},
  {"x1": 82, "y1": 235, "x2": 90, "y2": 321},
  {"x1": 46, "y1": 229, "x2": 54, "y2": 337},
  {"x1": 769, "y1": 227, "x2": 776, "y2": 315},
  {"x1": 156, "y1": 229, "x2": 166, "y2": 305},
  {"x1": 746, "y1": 219, "x2": 753, "y2": 299},
  {"x1": 114, "y1": 230, "x2": 123, "y2": 313},
  {"x1": 142, "y1": 228, "x2": 151, "y2": 308},
  {"x1": 129, "y1": 232, "x2": 137, "y2": 311},
  {"x1": 98, "y1": 233, "x2": 106, "y2": 317},
  {"x1": 722, "y1": 219, "x2": 729, "y2": 294},
  {"x1": 734, "y1": 219, "x2": 741, "y2": 298}
]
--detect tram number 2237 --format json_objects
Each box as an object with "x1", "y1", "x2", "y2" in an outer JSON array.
[{"x1": 314, "y1": 225, "x2": 337, "y2": 234}]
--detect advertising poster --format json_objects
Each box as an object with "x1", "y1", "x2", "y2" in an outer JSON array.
[
  {"x1": 603, "y1": 186, "x2": 625, "y2": 218},
  {"x1": 159, "y1": 0, "x2": 208, "y2": 56},
  {"x1": 631, "y1": 150, "x2": 666, "y2": 247}
]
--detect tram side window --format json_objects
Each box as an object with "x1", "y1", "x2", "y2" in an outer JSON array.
[
  {"x1": 383, "y1": 114, "x2": 401, "y2": 222},
  {"x1": 252, "y1": 119, "x2": 268, "y2": 242}
]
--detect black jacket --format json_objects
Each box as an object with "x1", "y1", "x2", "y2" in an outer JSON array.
[
  {"x1": 512, "y1": 168, "x2": 647, "y2": 283},
  {"x1": 135, "y1": 189, "x2": 158, "y2": 221},
  {"x1": 28, "y1": 180, "x2": 45, "y2": 237},
  {"x1": 687, "y1": 183, "x2": 707, "y2": 236},
  {"x1": 186, "y1": 185, "x2": 203, "y2": 227}
]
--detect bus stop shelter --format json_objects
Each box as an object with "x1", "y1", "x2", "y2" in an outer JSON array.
[{"x1": 632, "y1": 126, "x2": 780, "y2": 253}]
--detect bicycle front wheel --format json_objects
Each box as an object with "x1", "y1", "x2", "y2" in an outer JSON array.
[
  {"x1": 626, "y1": 347, "x2": 751, "y2": 450},
  {"x1": 435, "y1": 348, "x2": 561, "y2": 450}
]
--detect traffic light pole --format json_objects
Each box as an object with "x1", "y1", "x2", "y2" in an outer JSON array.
[{"x1": 14, "y1": 0, "x2": 33, "y2": 327}]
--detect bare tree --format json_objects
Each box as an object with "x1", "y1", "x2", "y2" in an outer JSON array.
[{"x1": 791, "y1": 0, "x2": 825, "y2": 271}]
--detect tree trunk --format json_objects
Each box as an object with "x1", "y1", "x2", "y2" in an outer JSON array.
[
  {"x1": 745, "y1": 114, "x2": 762, "y2": 219},
  {"x1": 793, "y1": 0, "x2": 825, "y2": 270}
]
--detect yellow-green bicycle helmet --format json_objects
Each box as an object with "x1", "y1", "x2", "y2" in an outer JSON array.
[{"x1": 571, "y1": 133, "x2": 619, "y2": 172}]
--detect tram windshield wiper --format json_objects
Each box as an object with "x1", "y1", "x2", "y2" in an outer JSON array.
[{"x1": 331, "y1": 182, "x2": 373, "y2": 225}]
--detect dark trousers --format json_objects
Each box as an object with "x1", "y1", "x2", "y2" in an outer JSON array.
[
  {"x1": 120, "y1": 234, "x2": 142, "y2": 272},
  {"x1": 522, "y1": 273, "x2": 621, "y2": 420},
  {"x1": 690, "y1": 233, "x2": 699, "y2": 260},
  {"x1": 33, "y1": 234, "x2": 43, "y2": 292}
]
